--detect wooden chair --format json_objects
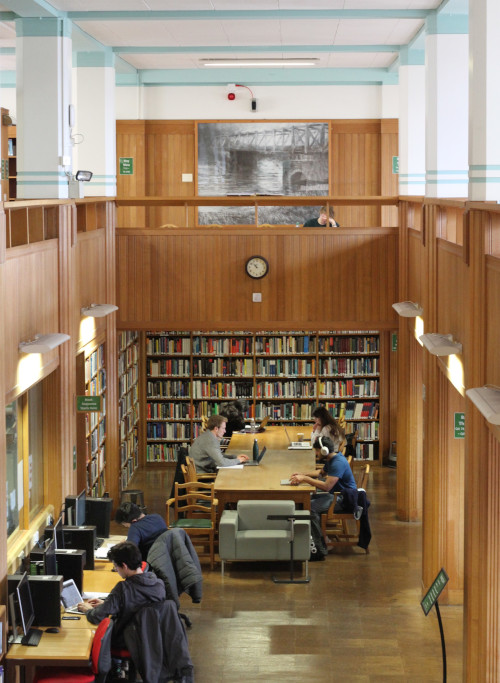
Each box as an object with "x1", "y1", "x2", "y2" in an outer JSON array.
[
  {"x1": 321, "y1": 463, "x2": 370, "y2": 552},
  {"x1": 166, "y1": 481, "x2": 218, "y2": 569},
  {"x1": 182, "y1": 455, "x2": 216, "y2": 484}
]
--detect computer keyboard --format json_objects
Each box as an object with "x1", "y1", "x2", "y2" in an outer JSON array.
[
  {"x1": 21, "y1": 628, "x2": 43, "y2": 646},
  {"x1": 95, "y1": 537, "x2": 104, "y2": 550}
]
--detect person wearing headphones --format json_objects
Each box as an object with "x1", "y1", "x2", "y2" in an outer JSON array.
[{"x1": 289, "y1": 435, "x2": 357, "y2": 520}]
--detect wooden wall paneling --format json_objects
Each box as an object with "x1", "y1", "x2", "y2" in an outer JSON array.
[
  {"x1": 75, "y1": 231, "x2": 108, "y2": 347},
  {"x1": 0, "y1": 205, "x2": 6, "y2": 601},
  {"x1": 104, "y1": 201, "x2": 119, "y2": 506},
  {"x1": 4, "y1": 241, "x2": 60, "y2": 402},
  {"x1": 9, "y1": 207, "x2": 27, "y2": 247},
  {"x1": 116, "y1": 121, "x2": 147, "y2": 228},
  {"x1": 28, "y1": 206, "x2": 44, "y2": 243},
  {"x1": 381, "y1": 120, "x2": 399, "y2": 227},
  {"x1": 115, "y1": 227, "x2": 398, "y2": 330},
  {"x1": 436, "y1": 239, "x2": 468, "y2": 344}
]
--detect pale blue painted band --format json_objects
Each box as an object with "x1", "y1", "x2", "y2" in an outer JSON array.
[
  {"x1": 68, "y1": 9, "x2": 428, "y2": 20},
  {"x1": 399, "y1": 47, "x2": 425, "y2": 66},
  {"x1": 400, "y1": 174, "x2": 426, "y2": 178},
  {"x1": 426, "y1": 13, "x2": 468, "y2": 35},
  {"x1": 16, "y1": 17, "x2": 72, "y2": 39},
  {"x1": 470, "y1": 177, "x2": 500, "y2": 183},
  {"x1": 470, "y1": 165, "x2": 500, "y2": 171},
  {"x1": 17, "y1": 172, "x2": 67, "y2": 178},
  {"x1": 18, "y1": 181, "x2": 69, "y2": 186},
  {"x1": 0, "y1": 48, "x2": 15, "y2": 54},
  {"x1": 426, "y1": 179, "x2": 469, "y2": 184},
  {"x1": 0, "y1": 72, "x2": 16, "y2": 87},
  {"x1": 427, "y1": 170, "x2": 468, "y2": 175},
  {"x1": 400, "y1": 181, "x2": 426, "y2": 185},
  {"x1": 76, "y1": 51, "x2": 115, "y2": 68}
]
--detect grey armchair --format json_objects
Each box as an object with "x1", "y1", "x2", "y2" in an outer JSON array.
[{"x1": 218, "y1": 499, "x2": 311, "y2": 578}]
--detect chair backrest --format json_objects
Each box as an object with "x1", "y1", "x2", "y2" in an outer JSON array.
[
  {"x1": 170, "y1": 481, "x2": 217, "y2": 521},
  {"x1": 237, "y1": 499, "x2": 296, "y2": 531},
  {"x1": 346, "y1": 454, "x2": 353, "y2": 471},
  {"x1": 183, "y1": 456, "x2": 198, "y2": 483},
  {"x1": 356, "y1": 463, "x2": 370, "y2": 490},
  {"x1": 91, "y1": 616, "x2": 113, "y2": 676}
]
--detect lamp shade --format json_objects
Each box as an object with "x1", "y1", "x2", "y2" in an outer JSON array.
[
  {"x1": 19, "y1": 333, "x2": 70, "y2": 354},
  {"x1": 466, "y1": 386, "x2": 500, "y2": 425},
  {"x1": 81, "y1": 303, "x2": 118, "y2": 318},
  {"x1": 419, "y1": 333, "x2": 462, "y2": 356},
  {"x1": 392, "y1": 301, "x2": 423, "y2": 317}
]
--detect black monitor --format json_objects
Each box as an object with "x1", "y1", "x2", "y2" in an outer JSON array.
[
  {"x1": 43, "y1": 538, "x2": 57, "y2": 575},
  {"x1": 16, "y1": 572, "x2": 35, "y2": 636},
  {"x1": 53, "y1": 515, "x2": 65, "y2": 550},
  {"x1": 75, "y1": 489, "x2": 86, "y2": 526}
]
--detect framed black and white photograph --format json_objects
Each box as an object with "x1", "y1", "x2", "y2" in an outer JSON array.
[{"x1": 197, "y1": 121, "x2": 329, "y2": 225}]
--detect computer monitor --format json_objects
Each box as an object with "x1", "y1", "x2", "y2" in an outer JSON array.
[
  {"x1": 43, "y1": 538, "x2": 57, "y2": 575},
  {"x1": 75, "y1": 489, "x2": 86, "y2": 526},
  {"x1": 16, "y1": 572, "x2": 35, "y2": 636},
  {"x1": 53, "y1": 515, "x2": 65, "y2": 550}
]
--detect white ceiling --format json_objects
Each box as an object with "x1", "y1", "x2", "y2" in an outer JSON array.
[{"x1": 0, "y1": 0, "x2": 468, "y2": 85}]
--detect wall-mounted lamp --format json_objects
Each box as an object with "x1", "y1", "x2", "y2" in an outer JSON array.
[
  {"x1": 19, "y1": 333, "x2": 70, "y2": 354},
  {"x1": 75, "y1": 170, "x2": 93, "y2": 182},
  {"x1": 466, "y1": 385, "x2": 500, "y2": 425},
  {"x1": 392, "y1": 301, "x2": 423, "y2": 317},
  {"x1": 81, "y1": 303, "x2": 118, "y2": 318},
  {"x1": 419, "y1": 333, "x2": 462, "y2": 356}
]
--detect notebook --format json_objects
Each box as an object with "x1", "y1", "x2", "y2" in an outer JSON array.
[
  {"x1": 242, "y1": 446, "x2": 267, "y2": 466},
  {"x1": 284, "y1": 427, "x2": 312, "y2": 450}
]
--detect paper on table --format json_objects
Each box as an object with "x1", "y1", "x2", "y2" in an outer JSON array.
[{"x1": 217, "y1": 464, "x2": 244, "y2": 469}]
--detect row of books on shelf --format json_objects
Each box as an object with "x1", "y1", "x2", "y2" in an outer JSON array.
[
  {"x1": 89, "y1": 421, "x2": 106, "y2": 457},
  {"x1": 193, "y1": 336, "x2": 252, "y2": 355},
  {"x1": 87, "y1": 369, "x2": 106, "y2": 396},
  {"x1": 317, "y1": 335, "x2": 379, "y2": 354},
  {"x1": 146, "y1": 443, "x2": 185, "y2": 463},
  {"x1": 192, "y1": 381, "x2": 253, "y2": 399},
  {"x1": 118, "y1": 366, "x2": 138, "y2": 396},
  {"x1": 118, "y1": 330, "x2": 139, "y2": 352},
  {"x1": 147, "y1": 380, "x2": 190, "y2": 398},
  {"x1": 118, "y1": 343, "x2": 138, "y2": 375},
  {"x1": 147, "y1": 401, "x2": 191, "y2": 419},
  {"x1": 120, "y1": 430, "x2": 139, "y2": 467},
  {"x1": 318, "y1": 379, "x2": 379, "y2": 397},
  {"x1": 325, "y1": 401, "x2": 379, "y2": 420},
  {"x1": 87, "y1": 470, "x2": 106, "y2": 497},
  {"x1": 255, "y1": 380, "x2": 317, "y2": 399},
  {"x1": 255, "y1": 335, "x2": 315, "y2": 355},
  {"x1": 119, "y1": 387, "x2": 139, "y2": 422},
  {"x1": 120, "y1": 451, "x2": 139, "y2": 491},
  {"x1": 190, "y1": 401, "x2": 252, "y2": 419},
  {"x1": 355, "y1": 443, "x2": 377, "y2": 460},
  {"x1": 87, "y1": 449, "x2": 106, "y2": 486},
  {"x1": 192, "y1": 357, "x2": 253, "y2": 377},
  {"x1": 255, "y1": 358, "x2": 315, "y2": 376},
  {"x1": 318, "y1": 357, "x2": 378, "y2": 375},
  {"x1": 146, "y1": 336, "x2": 191, "y2": 355},
  {"x1": 120, "y1": 410, "x2": 139, "y2": 441},
  {"x1": 147, "y1": 422, "x2": 191, "y2": 440},
  {"x1": 254, "y1": 403, "x2": 314, "y2": 421},
  {"x1": 86, "y1": 402, "x2": 106, "y2": 433},
  {"x1": 85, "y1": 346, "x2": 105, "y2": 382},
  {"x1": 148, "y1": 359, "x2": 190, "y2": 377},
  {"x1": 346, "y1": 421, "x2": 379, "y2": 440}
]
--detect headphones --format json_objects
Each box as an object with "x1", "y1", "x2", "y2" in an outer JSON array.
[{"x1": 319, "y1": 436, "x2": 329, "y2": 456}]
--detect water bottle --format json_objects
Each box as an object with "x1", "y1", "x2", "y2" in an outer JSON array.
[
  {"x1": 253, "y1": 438, "x2": 259, "y2": 462},
  {"x1": 250, "y1": 417, "x2": 256, "y2": 433}
]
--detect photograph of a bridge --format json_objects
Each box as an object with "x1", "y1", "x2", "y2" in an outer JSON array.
[{"x1": 197, "y1": 121, "x2": 329, "y2": 225}]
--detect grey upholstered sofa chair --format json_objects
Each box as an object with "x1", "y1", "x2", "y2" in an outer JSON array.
[{"x1": 218, "y1": 499, "x2": 311, "y2": 577}]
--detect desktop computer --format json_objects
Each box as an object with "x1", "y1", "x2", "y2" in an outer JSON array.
[
  {"x1": 45, "y1": 525, "x2": 96, "y2": 570},
  {"x1": 65, "y1": 494, "x2": 113, "y2": 538},
  {"x1": 54, "y1": 549, "x2": 86, "y2": 594},
  {"x1": 7, "y1": 574, "x2": 63, "y2": 628}
]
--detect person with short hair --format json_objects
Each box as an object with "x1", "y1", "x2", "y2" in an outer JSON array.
[
  {"x1": 115, "y1": 501, "x2": 167, "y2": 559},
  {"x1": 190, "y1": 414, "x2": 249, "y2": 473},
  {"x1": 303, "y1": 205, "x2": 340, "y2": 227},
  {"x1": 78, "y1": 541, "x2": 166, "y2": 647}
]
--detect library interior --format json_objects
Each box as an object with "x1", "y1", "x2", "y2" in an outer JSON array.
[{"x1": 0, "y1": 1, "x2": 499, "y2": 681}]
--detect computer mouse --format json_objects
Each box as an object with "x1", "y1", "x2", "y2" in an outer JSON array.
[{"x1": 45, "y1": 627, "x2": 60, "y2": 634}]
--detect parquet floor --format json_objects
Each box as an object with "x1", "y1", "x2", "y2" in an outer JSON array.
[{"x1": 117, "y1": 466, "x2": 463, "y2": 682}]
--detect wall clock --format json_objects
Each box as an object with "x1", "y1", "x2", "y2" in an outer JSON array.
[{"x1": 245, "y1": 256, "x2": 269, "y2": 279}]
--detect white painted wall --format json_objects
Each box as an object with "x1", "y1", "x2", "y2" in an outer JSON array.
[{"x1": 116, "y1": 84, "x2": 399, "y2": 120}]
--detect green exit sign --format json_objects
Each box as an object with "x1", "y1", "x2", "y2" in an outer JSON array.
[
  {"x1": 77, "y1": 395, "x2": 101, "y2": 412},
  {"x1": 119, "y1": 157, "x2": 134, "y2": 175},
  {"x1": 421, "y1": 568, "x2": 449, "y2": 616}
]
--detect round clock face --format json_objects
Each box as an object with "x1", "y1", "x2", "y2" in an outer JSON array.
[{"x1": 245, "y1": 256, "x2": 269, "y2": 279}]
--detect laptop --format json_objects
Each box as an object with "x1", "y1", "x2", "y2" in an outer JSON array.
[
  {"x1": 284, "y1": 427, "x2": 312, "y2": 450},
  {"x1": 60, "y1": 579, "x2": 109, "y2": 614},
  {"x1": 242, "y1": 446, "x2": 267, "y2": 466},
  {"x1": 244, "y1": 415, "x2": 270, "y2": 433}
]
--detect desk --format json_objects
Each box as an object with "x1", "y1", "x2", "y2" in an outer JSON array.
[
  {"x1": 5, "y1": 569, "x2": 121, "y2": 681},
  {"x1": 215, "y1": 426, "x2": 315, "y2": 514}
]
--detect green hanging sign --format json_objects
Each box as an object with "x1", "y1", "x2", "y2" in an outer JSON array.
[
  {"x1": 119, "y1": 157, "x2": 134, "y2": 175},
  {"x1": 77, "y1": 395, "x2": 101, "y2": 412}
]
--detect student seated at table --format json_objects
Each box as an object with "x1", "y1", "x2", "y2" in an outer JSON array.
[
  {"x1": 310, "y1": 406, "x2": 345, "y2": 452},
  {"x1": 219, "y1": 399, "x2": 247, "y2": 437},
  {"x1": 190, "y1": 414, "x2": 249, "y2": 473},
  {"x1": 78, "y1": 541, "x2": 165, "y2": 647},
  {"x1": 303, "y1": 205, "x2": 340, "y2": 228},
  {"x1": 289, "y1": 436, "x2": 358, "y2": 521},
  {"x1": 115, "y1": 502, "x2": 167, "y2": 559}
]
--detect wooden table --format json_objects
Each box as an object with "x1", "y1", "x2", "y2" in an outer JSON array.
[
  {"x1": 5, "y1": 568, "x2": 122, "y2": 681},
  {"x1": 215, "y1": 426, "x2": 316, "y2": 514}
]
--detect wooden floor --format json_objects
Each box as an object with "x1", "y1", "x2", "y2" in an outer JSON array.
[{"x1": 121, "y1": 465, "x2": 464, "y2": 682}]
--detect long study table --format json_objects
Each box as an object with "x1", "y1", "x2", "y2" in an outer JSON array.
[
  {"x1": 215, "y1": 425, "x2": 316, "y2": 515},
  {"x1": 5, "y1": 565, "x2": 122, "y2": 682}
]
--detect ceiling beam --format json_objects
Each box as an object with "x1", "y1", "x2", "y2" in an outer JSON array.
[{"x1": 113, "y1": 45, "x2": 401, "y2": 55}]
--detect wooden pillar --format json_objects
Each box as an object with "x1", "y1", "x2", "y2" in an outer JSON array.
[{"x1": 463, "y1": 208, "x2": 500, "y2": 680}]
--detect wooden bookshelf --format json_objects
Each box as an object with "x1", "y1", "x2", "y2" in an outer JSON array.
[
  {"x1": 144, "y1": 330, "x2": 383, "y2": 464},
  {"x1": 84, "y1": 343, "x2": 107, "y2": 495},
  {"x1": 118, "y1": 331, "x2": 140, "y2": 491}
]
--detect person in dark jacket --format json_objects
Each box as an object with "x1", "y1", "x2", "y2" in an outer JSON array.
[
  {"x1": 115, "y1": 501, "x2": 167, "y2": 559},
  {"x1": 219, "y1": 399, "x2": 246, "y2": 437},
  {"x1": 78, "y1": 541, "x2": 166, "y2": 647}
]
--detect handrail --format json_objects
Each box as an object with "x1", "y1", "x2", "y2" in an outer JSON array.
[{"x1": 115, "y1": 195, "x2": 399, "y2": 208}]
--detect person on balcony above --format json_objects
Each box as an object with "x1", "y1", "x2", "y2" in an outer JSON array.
[{"x1": 303, "y1": 205, "x2": 340, "y2": 227}]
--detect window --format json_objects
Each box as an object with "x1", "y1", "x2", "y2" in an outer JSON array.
[{"x1": 5, "y1": 382, "x2": 45, "y2": 538}]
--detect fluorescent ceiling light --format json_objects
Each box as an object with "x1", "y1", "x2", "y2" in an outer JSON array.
[
  {"x1": 19, "y1": 333, "x2": 70, "y2": 354},
  {"x1": 466, "y1": 386, "x2": 500, "y2": 425},
  {"x1": 81, "y1": 303, "x2": 119, "y2": 318},
  {"x1": 419, "y1": 333, "x2": 462, "y2": 356},
  {"x1": 392, "y1": 301, "x2": 423, "y2": 317},
  {"x1": 202, "y1": 59, "x2": 318, "y2": 67}
]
